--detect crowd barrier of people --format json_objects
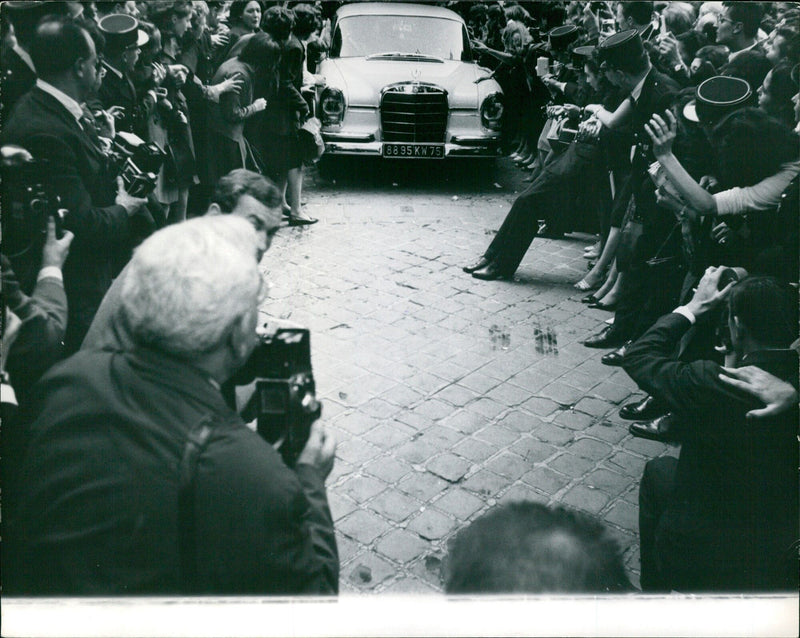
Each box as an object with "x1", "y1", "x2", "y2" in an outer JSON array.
[{"x1": 1, "y1": 1, "x2": 798, "y2": 598}]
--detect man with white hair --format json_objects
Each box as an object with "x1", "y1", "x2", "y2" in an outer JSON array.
[{"x1": 4, "y1": 216, "x2": 339, "y2": 595}]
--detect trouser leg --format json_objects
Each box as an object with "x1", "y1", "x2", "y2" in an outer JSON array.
[{"x1": 639, "y1": 456, "x2": 678, "y2": 592}]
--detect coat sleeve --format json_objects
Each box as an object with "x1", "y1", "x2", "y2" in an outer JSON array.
[
  {"x1": 281, "y1": 44, "x2": 311, "y2": 120},
  {"x1": 194, "y1": 426, "x2": 338, "y2": 594},
  {"x1": 621, "y1": 312, "x2": 731, "y2": 419},
  {"x1": 19, "y1": 132, "x2": 130, "y2": 250}
]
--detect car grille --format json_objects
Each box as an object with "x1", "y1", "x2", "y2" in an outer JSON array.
[{"x1": 380, "y1": 84, "x2": 448, "y2": 143}]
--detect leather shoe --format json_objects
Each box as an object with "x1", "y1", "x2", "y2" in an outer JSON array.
[
  {"x1": 629, "y1": 413, "x2": 679, "y2": 442},
  {"x1": 601, "y1": 340, "x2": 632, "y2": 366},
  {"x1": 463, "y1": 257, "x2": 490, "y2": 274},
  {"x1": 619, "y1": 395, "x2": 667, "y2": 421},
  {"x1": 582, "y1": 325, "x2": 627, "y2": 349},
  {"x1": 588, "y1": 300, "x2": 617, "y2": 311},
  {"x1": 288, "y1": 215, "x2": 318, "y2": 226},
  {"x1": 581, "y1": 294, "x2": 599, "y2": 304},
  {"x1": 472, "y1": 263, "x2": 512, "y2": 281}
]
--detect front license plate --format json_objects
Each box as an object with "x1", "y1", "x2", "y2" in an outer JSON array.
[{"x1": 382, "y1": 143, "x2": 444, "y2": 159}]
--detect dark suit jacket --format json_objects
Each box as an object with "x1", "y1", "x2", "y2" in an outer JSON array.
[
  {"x1": 1, "y1": 86, "x2": 130, "y2": 352},
  {"x1": 623, "y1": 313, "x2": 798, "y2": 556},
  {"x1": 93, "y1": 63, "x2": 143, "y2": 136},
  {"x1": 5, "y1": 346, "x2": 339, "y2": 595},
  {"x1": 1, "y1": 48, "x2": 36, "y2": 126}
]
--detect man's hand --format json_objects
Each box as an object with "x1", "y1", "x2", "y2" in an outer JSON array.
[
  {"x1": 40, "y1": 216, "x2": 74, "y2": 270},
  {"x1": 719, "y1": 366, "x2": 799, "y2": 419},
  {"x1": 251, "y1": 97, "x2": 268, "y2": 113},
  {"x1": 218, "y1": 74, "x2": 244, "y2": 95},
  {"x1": 685, "y1": 265, "x2": 736, "y2": 320},
  {"x1": 711, "y1": 221, "x2": 733, "y2": 246},
  {"x1": 210, "y1": 31, "x2": 229, "y2": 47},
  {"x1": 115, "y1": 176, "x2": 148, "y2": 215},
  {"x1": 657, "y1": 32, "x2": 682, "y2": 67},
  {"x1": 296, "y1": 421, "x2": 336, "y2": 480}
]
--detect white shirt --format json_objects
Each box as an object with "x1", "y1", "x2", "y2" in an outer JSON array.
[
  {"x1": 35, "y1": 79, "x2": 83, "y2": 123},
  {"x1": 629, "y1": 67, "x2": 651, "y2": 104},
  {"x1": 13, "y1": 44, "x2": 35, "y2": 73},
  {"x1": 714, "y1": 160, "x2": 800, "y2": 216}
]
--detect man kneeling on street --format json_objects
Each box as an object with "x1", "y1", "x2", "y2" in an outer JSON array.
[
  {"x1": 3, "y1": 216, "x2": 339, "y2": 595},
  {"x1": 623, "y1": 268, "x2": 798, "y2": 592}
]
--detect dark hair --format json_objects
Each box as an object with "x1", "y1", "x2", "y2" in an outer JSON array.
[
  {"x1": 773, "y1": 25, "x2": 800, "y2": 62},
  {"x1": 762, "y1": 62, "x2": 798, "y2": 127},
  {"x1": 228, "y1": 0, "x2": 262, "y2": 26},
  {"x1": 150, "y1": 0, "x2": 193, "y2": 33},
  {"x1": 31, "y1": 18, "x2": 93, "y2": 79},
  {"x1": 444, "y1": 501, "x2": 633, "y2": 594},
  {"x1": 238, "y1": 31, "x2": 280, "y2": 69},
  {"x1": 728, "y1": 276, "x2": 799, "y2": 348},
  {"x1": 695, "y1": 44, "x2": 730, "y2": 71},
  {"x1": 2, "y1": 1, "x2": 68, "y2": 45},
  {"x1": 211, "y1": 169, "x2": 282, "y2": 213},
  {"x1": 292, "y1": 3, "x2": 318, "y2": 39},
  {"x1": 712, "y1": 107, "x2": 800, "y2": 188},
  {"x1": 722, "y1": 1, "x2": 764, "y2": 39},
  {"x1": 621, "y1": 1, "x2": 654, "y2": 27},
  {"x1": 723, "y1": 50, "x2": 772, "y2": 92},
  {"x1": 261, "y1": 5, "x2": 294, "y2": 41},
  {"x1": 676, "y1": 29, "x2": 707, "y2": 62}
]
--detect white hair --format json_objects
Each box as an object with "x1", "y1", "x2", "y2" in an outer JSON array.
[{"x1": 121, "y1": 216, "x2": 260, "y2": 358}]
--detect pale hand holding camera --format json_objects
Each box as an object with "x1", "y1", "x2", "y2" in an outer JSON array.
[
  {"x1": 296, "y1": 421, "x2": 336, "y2": 480},
  {"x1": 40, "y1": 217, "x2": 74, "y2": 270},
  {"x1": 115, "y1": 176, "x2": 148, "y2": 216},
  {"x1": 685, "y1": 265, "x2": 737, "y2": 320}
]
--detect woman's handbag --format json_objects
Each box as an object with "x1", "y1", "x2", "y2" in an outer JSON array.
[{"x1": 297, "y1": 117, "x2": 325, "y2": 165}]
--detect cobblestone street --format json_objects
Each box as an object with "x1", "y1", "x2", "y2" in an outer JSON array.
[{"x1": 260, "y1": 157, "x2": 679, "y2": 594}]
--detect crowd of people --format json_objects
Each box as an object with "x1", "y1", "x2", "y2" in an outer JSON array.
[{"x1": 1, "y1": 1, "x2": 798, "y2": 598}]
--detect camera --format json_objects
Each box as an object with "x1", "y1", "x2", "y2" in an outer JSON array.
[
  {"x1": 108, "y1": 132, "x2": 166, "y2": 197},
  {"x1": 237, "y1": 328, "x2": 322, "y2": 468},
  {"x1": 1, "y1": 146, "x2": 68, "y2": 288}
]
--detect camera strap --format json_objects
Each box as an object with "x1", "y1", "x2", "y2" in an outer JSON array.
[{"x1": 178, "y1": 416, "x2": 213, "y2": 592}]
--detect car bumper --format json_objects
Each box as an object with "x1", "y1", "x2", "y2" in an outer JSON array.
[
  {"x1": 322, "y1": 136, "x2": 502, "y2": 157},
  {"x1": 320, "y1": 108, "x2": 502, "y2": 158}
]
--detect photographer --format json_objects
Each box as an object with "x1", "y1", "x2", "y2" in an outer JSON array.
[
  {"x1": 0, "y1": 17, "x2": 148, "y2": 353},
  {"x1": 624, "y1": 270, "x2": 798, "y2": 592},
  {"x1": 4, "y1": 215, "x2": 339, "y2": 596}
]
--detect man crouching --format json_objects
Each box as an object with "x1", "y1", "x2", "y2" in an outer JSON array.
[{"x1": 3, "y1": 215, "x2": 338, "y2": 595}]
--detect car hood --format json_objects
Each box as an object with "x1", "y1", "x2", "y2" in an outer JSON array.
[{"x1": 320, "y1": 57, "x2": 493, "y2": 108}]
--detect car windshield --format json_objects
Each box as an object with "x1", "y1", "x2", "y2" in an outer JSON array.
[{"x1": 334, "y1": 15, "x2": 468, "y2": 60}]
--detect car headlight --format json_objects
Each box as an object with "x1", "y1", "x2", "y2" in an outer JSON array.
[
  {"x1": 320, "y1": 87, "x2": 345, "y2": 126},
  {"x1": 480, "y1": 92, "x2": 504, "y2": 130}
]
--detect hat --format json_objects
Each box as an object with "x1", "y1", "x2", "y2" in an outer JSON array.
[
  {"x1": 597, "y1": 29, "x2": 644, "y2": 70},
  {"x1": 682, "y1": 76, "x2": 753, "y2": 125},
  {"x1": 571, "y1": 44, "x2": 595, "y2": 64},
  {"x1": 98, "y1": 14, "x2": 149, "y2": 52},
  {"x1": 548, "y1": 25, "x2": 579, "y2": 51},
  {"x1": 3, "y1": 2, "x2": 69, "y2": 32}
]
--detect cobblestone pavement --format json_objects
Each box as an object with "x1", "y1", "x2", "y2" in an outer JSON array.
[{"x1": 259, "y1": 158, "x2": 679, "y2": 594}]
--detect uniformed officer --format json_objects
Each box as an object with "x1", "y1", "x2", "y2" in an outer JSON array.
[{"x1": 93, "y1": 13, "x2": 149, "y2": 136}]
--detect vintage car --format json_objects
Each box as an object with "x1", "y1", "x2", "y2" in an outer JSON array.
[{"x1": 315, "y1": 2, "x2": 504, "y2": 160}]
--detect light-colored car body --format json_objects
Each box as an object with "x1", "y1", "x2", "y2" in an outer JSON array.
[{"x1": 316, "y1": 3, "x2": 504, "y2": 159}]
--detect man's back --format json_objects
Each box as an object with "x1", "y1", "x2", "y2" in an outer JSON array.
[
  {"x1": 5, "y1": 347, "x2": 338, "y2": 595},
  {"x1": 1, "y1": 86, "x2": 130, "y2": 351}
]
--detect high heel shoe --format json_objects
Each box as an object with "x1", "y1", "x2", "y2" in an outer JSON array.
[
  {"x1": 588, "y1": 300, "x2": 617, "y2": 311},
  {"x1": 581, "y1": 294, "x2": 599, "y2": 304},
  {"x1": 574, "y1": 278, "x2": 598, "y2": 291}
]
